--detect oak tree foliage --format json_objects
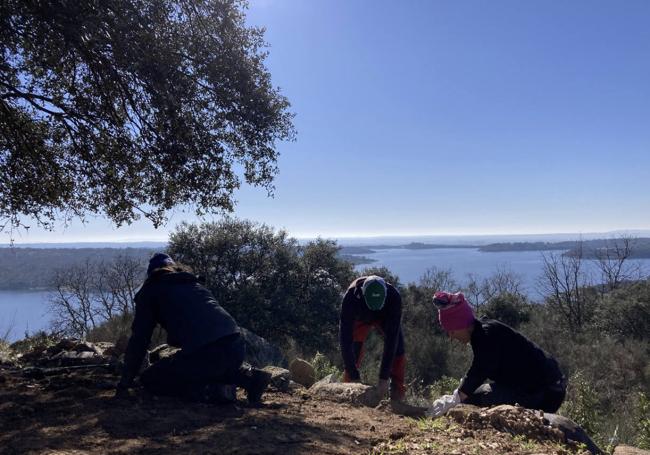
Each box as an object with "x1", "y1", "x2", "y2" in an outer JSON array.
[
  {"x1": 0, "y1": 0, "x2": 295, "y2": 231},
  {"x1": 168, "y1": 219, "x2": 355, "y2": 354}
]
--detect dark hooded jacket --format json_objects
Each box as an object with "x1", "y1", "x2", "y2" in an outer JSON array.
[
  {"x1": 339, "y1": 276, "x2": 403, "y2": 380},
  {"x1": 120, "y1": 270, "x2": 239, "y2": 385}
]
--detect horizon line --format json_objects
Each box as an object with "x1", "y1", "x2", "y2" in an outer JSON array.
[{"x1": 4, "y1": 228, "x2": 650, "y2": 245}]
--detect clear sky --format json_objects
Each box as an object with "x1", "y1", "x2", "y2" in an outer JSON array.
[{"x1": 10, "y1": 0, "x2": 650, "y2": 243}]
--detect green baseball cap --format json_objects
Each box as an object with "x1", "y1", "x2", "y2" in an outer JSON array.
[{"x1": 362, "y1": 275, "x2": 387, "y2": 310}]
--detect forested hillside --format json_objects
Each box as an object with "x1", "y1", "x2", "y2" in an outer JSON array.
[{"x1": 0, "y1": 248, "x2": 154, "y2": 290}]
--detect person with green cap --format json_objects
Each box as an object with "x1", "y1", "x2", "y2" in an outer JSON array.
[{"x1": 339, "y1": 275, "x2": 406, "y2": 401}]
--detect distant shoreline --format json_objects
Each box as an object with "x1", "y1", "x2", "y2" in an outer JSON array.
[
  {"x1": 2, "y1": 238, "x2": 650, "y2": 291},
  {"x1": 339, "y1": 237, "x2": 650, "y2": 265}
]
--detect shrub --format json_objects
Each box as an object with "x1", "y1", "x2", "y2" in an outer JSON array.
[
  {"x1": 48, "y1": 255, "x2": 145, "y2": 339},
  {"x1": 9, "y1": 330, "x2": 60, "y2": 354},
  {"x1": 168, "y1": 219, "x2": 354, "y2": 354},
  {"x1": 594, "y1": 280, "x2": 650, "y2": 341},
  {"x1": 356, "y1": 330, "x2": 383, "y2": 384},
  {"x1": 428, "y1": 376, "x2": 461, "y2": 398},
  {"x1": 0, "y1": 340, "x2": 13, "y2": 363},
  {"x1": 311, "y1": 352, "x2": 341, "y2": 381},
  {"x1": 477, "y1": 292, "x2": 531, "y2": 329},
  {"x1": 562, "y1": 371, "x2": 602, "y2": 441}
]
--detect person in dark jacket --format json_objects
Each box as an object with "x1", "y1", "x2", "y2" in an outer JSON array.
[
  {"x1": 340, "y1": 275, "x2": 406, "y2": 401},
  {"x1": 430, "y1": 291, "x2": 566, "y2": 414},
  {"x1": 116, "y1": 253, "x2": 271, "y2": 403}
]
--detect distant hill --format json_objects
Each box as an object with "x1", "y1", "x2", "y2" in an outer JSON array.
[
  {"x1": 338, "y1": 243, "x2": 476, "y2": 255},
  {"x1": 478, "y1": 241, "x2": 582, "y2": 252},
  {"x1": 479, "y1": 238, "x2": 650, "y2": 258},
  {"x1": 0, "y1": 244, "x2": 370, "y2": 290},
  {"x1": 0, "y1": 247, "x2": 157, "y2": 290}
]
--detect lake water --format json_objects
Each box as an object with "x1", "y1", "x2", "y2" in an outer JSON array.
[
  {"x1": 353, "y1": 247, "x2": 650, "y2": 296},
  {"x1": 0, "y1": 290, "x2": 52, "y2": 342},
  {"x1": 2, "y1": 248, "x2": 649, "y2": 342}
]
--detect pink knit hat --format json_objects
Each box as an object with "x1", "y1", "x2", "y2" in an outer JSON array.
[{"x1": 435, "y1": 291, "x2": 475, "y2": 331}]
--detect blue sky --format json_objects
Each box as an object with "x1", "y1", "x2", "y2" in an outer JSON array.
[{"x1": 11, "y1": 0, "x2": 650, "y2": 243}]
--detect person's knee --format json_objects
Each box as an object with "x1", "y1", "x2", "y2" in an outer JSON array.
[
  {"x1": 541, "y1": 389, "x2": 566, "y2": 413},
  {"x1": 468, "y1": 383, "x2": 526, "y2": 407},
  {"x1": 473, "y1": 383, "x2": 493, "y2": 396}
]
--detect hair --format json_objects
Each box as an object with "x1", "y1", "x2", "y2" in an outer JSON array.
[{"x1": 145, "y1": 263, "x2": 194, "y2": 284}]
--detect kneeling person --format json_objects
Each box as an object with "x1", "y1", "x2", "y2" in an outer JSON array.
[
  {"x1": 340, "y1": 275, "x2": 406, "y2": 401},
  {"x1": 116, "y1": 253, "x2": 271, "y2": 403},
  {"x1": 430, "y1": 291, "x2": 565, "y2": 415}
]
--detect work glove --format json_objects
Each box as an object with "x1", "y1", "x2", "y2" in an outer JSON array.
[{"x1": 425, "y1": 389, "x2": 460, "y2": 418}]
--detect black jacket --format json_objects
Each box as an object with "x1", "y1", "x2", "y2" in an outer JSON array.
[
  {"x1": 339, "y1": 276, "x2": 403, "y2": 380},
  {"x1": 120, "y1": 270, "x2": 239, "y2": 385},
  {"x1": 459, "y1": 318, "x2": 563, "y2": 396}
]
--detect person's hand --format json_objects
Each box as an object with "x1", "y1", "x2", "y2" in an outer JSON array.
[
  {"x1": 376, "y1": 379, "x2": 389, "y2": 398},
  {"x1": 425, "y1": 389, "x2": 460, "y2": 418}
]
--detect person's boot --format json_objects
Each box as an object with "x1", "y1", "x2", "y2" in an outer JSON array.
[
  {"x1": 184, "y1": 382, "x2": 236, "y2": 404},
  {"x1": 247, "y1": 369, "x2": 272, "y2": 403},
  {"x1": 233, "y1": 363, "x2": 272, "y2": 403}
]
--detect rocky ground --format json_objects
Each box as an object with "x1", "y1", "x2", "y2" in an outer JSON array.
[{"x1": 0, "y1": 339, "x2": 645, "y2": 455}]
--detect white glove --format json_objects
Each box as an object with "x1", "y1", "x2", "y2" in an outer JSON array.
[{"x1": 425, "y1": 389, "x2": 460, "y2": 418}]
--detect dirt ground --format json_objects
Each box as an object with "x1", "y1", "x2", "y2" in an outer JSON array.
[{"x1": 0, "y1": 364, "x2": 589, "y2": 455}]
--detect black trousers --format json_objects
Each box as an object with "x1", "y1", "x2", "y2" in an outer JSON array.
[
  {"x1": 465, "y1": 379, "x2": 566, "y2": 413},
  {"x1": 140, "y1": 334, "x2": 245, "y2": 399}
]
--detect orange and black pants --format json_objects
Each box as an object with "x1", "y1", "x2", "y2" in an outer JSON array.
[{"x1": 342, "y1": 320, "x2": 406, "y2": 400}]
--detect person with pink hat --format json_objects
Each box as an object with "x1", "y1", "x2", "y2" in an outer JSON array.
[{"x1": 426, "y1": 291, "x2": 566, "y2": 418}]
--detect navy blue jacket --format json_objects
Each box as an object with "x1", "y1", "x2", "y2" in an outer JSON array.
[
  {"x1": 339, "y1": 277, "x2": 403, "y2": 380},
  {"x1": 460, "y1": 318, "x2": 563, "y2": 396},
  {"x1": 120, "y1": 270, "x2": 239, "y2": 385}
]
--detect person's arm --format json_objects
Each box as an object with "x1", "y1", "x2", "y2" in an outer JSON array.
[
  {"x1": 458, "y1": 331, "x2": 499, "y2": 398},
  {"x1": 378, "y1": 289, "x2": 402, "y2": 381},
  {"x1": 339, "y1": 290, "x2": 360, "y2": 381},
  {"x1": 118, "y1": 288, "x2": 156, "y2": 388}
]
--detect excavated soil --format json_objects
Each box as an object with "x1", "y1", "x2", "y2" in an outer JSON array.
[{"x1": 0, "y1": 364, "x2": 591, "y2": 455}]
